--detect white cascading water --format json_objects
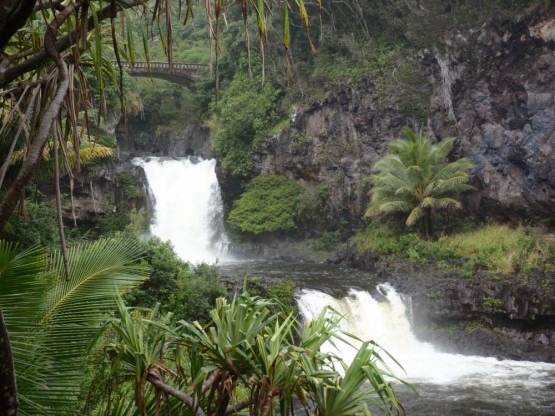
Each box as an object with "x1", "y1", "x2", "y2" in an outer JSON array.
[
  {"x1": 134, "y1": 157, "x2": 231, "y2": 263},
  {"x1": 297, "y1": 284, "x2": 555, "y2": 388}
]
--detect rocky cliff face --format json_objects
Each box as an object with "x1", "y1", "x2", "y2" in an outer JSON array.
[
  {"x1": 116, "y1": 116, "x2": 213, "y2": 158},
  {"x1": 254, "y1": 82, "x2": 417, "y2": 232},
  {"x1": 245, "y1": 11, "x2": 555, "y2": 359},
  {"x1": 429, "y1": 12, "x2": 555, "y2": 221},
  {"x1": 252, "y1": 11, "x2": 555, "y2": 230},
  {"x1": 347, "y1": 247, "x2": 555, "y2": 362},
  {"x1": 39, "y1": 161, "x2": 148, "y2": 225}
]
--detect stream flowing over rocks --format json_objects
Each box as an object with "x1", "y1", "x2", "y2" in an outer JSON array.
[{"x1": 223, "y1": 11, "x2": 555, "y2": 362}]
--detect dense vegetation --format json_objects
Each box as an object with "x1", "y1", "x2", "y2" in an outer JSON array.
[
  {"x1": 90, "y1": 289, "x2": 407, "y2": 416},
  {"x1": 356, "y1": 222, "x2": 555, "y2": 276},
  {"x1": 228, "y1": 175, "x2": 303, "y2": 235},
  {"x1": 214, "y1": 72, "x2": 283, "y2": 177}
]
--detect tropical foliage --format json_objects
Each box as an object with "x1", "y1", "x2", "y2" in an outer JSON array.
[
  {"x1": 228, "y1": 175, "x2": 303, "y2": 235},
  {"x1": 126, "y1": 237, "x2": 226, "y2": 323},
  {"x1": 0, "y1": 0, "x2": 320, "y2": 231},
  {"x1": 0, "y1": 238, "x2": 146, "y2": 415},
  {"x1": 91, "y1": 289, "x2": 408, "y2": 415},
  {"x1": 356, "y1": 222, "x2": 555, "y2": 275},
  {"x1": 366, "y1": 128, "x2": 474, "y2": 238},
  {"x1": 214, "y1": 71, "x2": 283, "y2": 177}
]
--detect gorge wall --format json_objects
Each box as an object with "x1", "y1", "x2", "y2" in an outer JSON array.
[{"x1": 250, "y1": 10, "x2": 555, "y2": 232}]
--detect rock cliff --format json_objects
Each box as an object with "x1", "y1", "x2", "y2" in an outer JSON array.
[{"x1": 252, "y1": 11, "x2": 555, "y2": 230}]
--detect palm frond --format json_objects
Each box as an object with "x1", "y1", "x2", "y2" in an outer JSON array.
[{"x1": 18, "y1": 238, "x2": 148, "y2": 415}]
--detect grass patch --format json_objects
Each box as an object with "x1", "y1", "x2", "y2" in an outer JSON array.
[
  {"x1": 439, "y1": 225, "x2": 554, "y2": 274},
  {"x1": 356, "y1": 223, "x2": 555, "y2": 275}
]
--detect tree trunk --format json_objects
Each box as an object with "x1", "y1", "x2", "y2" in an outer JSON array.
[
  {"x1": 0, "y1": 307, "x2": 18, "y2": 416},
  {"x1": 424, "y1": 207, "x2": 433, "y2": 240}
]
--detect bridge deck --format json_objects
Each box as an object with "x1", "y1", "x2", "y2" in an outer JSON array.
[
  {"x1": 113, "y1": 61, "x2": 207, "y2": 88},
  {"x1": 114, "y1": 61, "x2": 207, "y2": 72}
]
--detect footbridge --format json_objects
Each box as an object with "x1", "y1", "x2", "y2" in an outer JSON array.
[{"x1": 114, "y1": 61, "x2": 207, "y2": 89}]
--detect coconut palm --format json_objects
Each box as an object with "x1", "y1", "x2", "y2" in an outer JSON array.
[
  {"x1": 93, "y1": 290, "x2": 408, "y2": 416},
  {"x1": 366, "y1": 128, "x2": 475, "y2": 239},
  {"x1": 0, "y1": 238, "x2": 147, "y2": 415}
]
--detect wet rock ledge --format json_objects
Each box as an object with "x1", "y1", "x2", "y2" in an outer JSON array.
[{"x1": 347, "y1": 247, "x2": 555, "y2": 363}]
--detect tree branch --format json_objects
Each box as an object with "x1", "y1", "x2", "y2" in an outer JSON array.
[
  {"x1": 0, "y1": 0, "x2": 144, "y2": 88},
  {"x1": 0, "y1": 1, "x2": 74, "y2": 229},
  {"x1": 225, "y1": 398, "x2": 254, "y2": 415},
  {"x1": 0, "y1": 0, "x2": 36, "y2": 52},
  {"x1": 146, "y1": 374, "x2": 205, "y2": 416}
]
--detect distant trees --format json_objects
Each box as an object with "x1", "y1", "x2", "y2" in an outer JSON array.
[
  {"x1": 366, "y1": 128, "x2": 474, "y2": 238},
  {"x1": 0, "y1": 0, "x2": 319, "y2": 230}
]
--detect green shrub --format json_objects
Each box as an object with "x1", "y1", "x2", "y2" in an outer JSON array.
[
  {"x1": 266, "y1": 279, "x2": 296, "y2": 307},
  {"x1": 228, "y1": 175, "x2": 303, "y2": 235},
  {"x1": 116, "y1": 173, "x2": 144, "y2": 199},
  {"x1": 168, "y1": 263, "x2": 227, "y2": 323},
  {"x1": 439, "y1": 225, "x2": 555, "y2": 274},
  {"x1": 356, "y1": 223, "x2": 555, "y2": 275},
  {"x1": 125, "y1": 237, "x2": 188, "y2": 308},
  {"x1": 213, "y1": 71, "x2": 282, "y2": 177},
  {"x1": 309, "y1": 231, "x2": 341, "y2": 252},
  {"x1": 8, "y1": 200, "x2": 60, "y2": 249},
  {"x1": 97, "y1": 207, "x2": 131, "y2": 236},
  {"x1": 482, "y1": 296, "x2": 503, "y2": 309},
  {"x1": 125, "y1": 238, "x2": 227, "y2": 323}
]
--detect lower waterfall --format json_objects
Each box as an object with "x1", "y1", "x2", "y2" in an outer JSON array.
[
  {"x1": 297, "y1": 284, "x2": 555, "y2": 414},
  {"x1": 134, "y1": 157, "x2": 230, "y2": 263}
]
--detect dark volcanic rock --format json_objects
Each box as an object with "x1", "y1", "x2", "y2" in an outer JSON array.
[
  {"x1": 345, "y1": 244, "x2": 555, "y2": 362},
  {"x1": 248, "y1": 12, "x2": 555, "y2": 233},
  {"x1": 252, "y1": 80, "x2": 419, "y2": 233},
  {"x1": 426, "y1": 12, "x2": 555, "y2": 221},
  {"x1": 116, "y1": 116, "x2": 213, "y2": 158}
]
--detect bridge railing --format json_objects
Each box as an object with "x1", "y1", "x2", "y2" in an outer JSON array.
[{"x1": 113, "y1": 61, "x2": 207, "y2": 72}]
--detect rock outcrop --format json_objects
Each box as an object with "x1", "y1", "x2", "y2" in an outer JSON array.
[
  {"x1": 116, "y1": 116, "x2": 212, "y2": 158},
  {"x1": 428, "y1": 11, "x2": 555, "y2": 221},
  {"x1": 244, "y1": 10, "x2": 555, "y2": 361},
  {"x1": 38, "y1": 161, "x2": 148, "y2": 225},
  {"x1": 347, "y1": 245, "x2": 555, "y2": 362}
]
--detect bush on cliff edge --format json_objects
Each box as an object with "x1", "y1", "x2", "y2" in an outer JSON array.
[{"x1": 228, "y1": 175, "x2": 303, "y2": 235}]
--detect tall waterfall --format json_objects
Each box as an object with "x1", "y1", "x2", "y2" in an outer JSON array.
[
  {"x1": 134, "y1": 157, "x2": 230, "y2": 263},
  {"x1": 297, "y1": 285, "x2": 555, "y2": 387}
]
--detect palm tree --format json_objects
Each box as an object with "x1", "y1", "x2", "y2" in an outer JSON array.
[
  {"x1": 0, "y1": 238, "x2": 147, "y2": 415},
  {"x1": 366, "y1": 128, "x2": 474, "y2": 239}
]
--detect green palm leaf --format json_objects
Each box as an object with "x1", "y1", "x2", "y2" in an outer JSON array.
[
  {"x1": 0, "y1": 238, "x2": 147, "y2": 415},
  {"x1": 0, "y1": 241, "x2": 49, "y2": 414},
  {"x1": 28, "y1": 239, "x2": 147, "y2": 414}
]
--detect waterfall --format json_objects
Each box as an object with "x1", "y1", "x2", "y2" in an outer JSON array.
[
  {"x1": 134, "y1": 157, "x2": 231, "y2": 264},
  {"x1": 297, "y1": 285, "x2": 555, "y2": 386},
  {"x1": 435, "y1": 52, "x2": 459, "y2": 122}
]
